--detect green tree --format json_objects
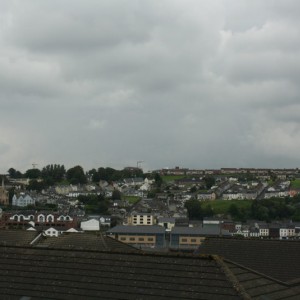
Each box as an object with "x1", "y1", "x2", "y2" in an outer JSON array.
[
  {"x1": 41, "y1": 164, "x2": 66, "y2": 183},
  {"x1": 7, "y1": 168, "x2": 23, "y2": 179},
  {"x1": 112, "y1": 189, "x2": 122, "y2": 200},
  {"x1": 66, "y1": 165, "x2": 87, "y2": 184},
  {"x1": 154, "y1": 173, "x2": 163, "y2": 187},
  {"x1": 24, "y1": 168, "x2": 41, "y2": 179},
  {"x1": 185, "y1": 199, "x2": 203, "y2": 220},
  {"x1": 26, "y1": 180, "x2": 46, "y2": 192},
  {"x1": 203, "y1": 176, "x2": 215, "y2": 189}
]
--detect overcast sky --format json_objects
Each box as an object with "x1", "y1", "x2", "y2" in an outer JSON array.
[{"x1": 1, "y1": 0, "x2": 300, "y2": 173}]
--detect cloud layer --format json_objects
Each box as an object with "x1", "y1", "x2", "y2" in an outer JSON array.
[{"x1": 1, "y1": 0, "x2": 300, "y2": 172}]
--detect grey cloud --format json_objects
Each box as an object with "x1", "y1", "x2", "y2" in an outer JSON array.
[{"x1": 1, "y1": 1, "x2": 300, "y2": 172}]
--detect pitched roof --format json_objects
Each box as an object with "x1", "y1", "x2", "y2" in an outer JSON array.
[
  {"x1": 0, "y1": 230, "x2": 39, "y2": 246},
  {"x1": 36, "y1": 232, "x2": 138, "y2": 252},
  {"x1": 224, "y1": 260, "x2": 300, "y2": 299},
  {"x1": 196, "y1": 237, "x2": 300, "y2": 284},
  {"x1": 171, "y1": 226, "x2": 231, "y2": 236},
  {"x1": 0, "y1": 246, "x2": 242, "y2": 299},
  {"x1": 107, "y1": 225, "x2": 166, "y2": 234}
]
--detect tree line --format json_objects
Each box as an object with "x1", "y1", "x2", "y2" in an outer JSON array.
[
  {"x1": 185, "y1": 196, "x2": 300, "y2": 222},
  {"x1": 7, "y1": 165, "x2": 144, "y2": 189}
]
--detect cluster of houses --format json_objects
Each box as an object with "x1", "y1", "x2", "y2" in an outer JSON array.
[
  {"x1": 1, "y1": 205, "x2": 300, "y2": 251},
  {"x1": 106, "y1": 214, "x2": 300, "y2": 250},
  {"x1": 159, "y1": 166, "x2": 299, "y2": 177}
]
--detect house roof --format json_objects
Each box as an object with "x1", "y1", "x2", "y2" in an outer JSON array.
[
  {"x1": 0, "y1": 230, "x2": 39, "y2": 246},
  {"x1": 0, "y1": 230, "x2": 299, "y2": 299},
  {"x1": 196, "y1": 237, "x2": 300, "y2": 284},
  {"x1": 36, "y1": 232, "x2": 138, "y2": 252},
  {"x1": 107, "y1": 225, "x2": 166, "y2": 234},
  {"x1": 0, "y1": 245, "x2": 243, "y2": 299},
  {"x1": 171, "y1": 226, "x2": 231, "y2": 236},
  {"x1": 223, "y1": 259, "x2": 300, "y2": 299}
]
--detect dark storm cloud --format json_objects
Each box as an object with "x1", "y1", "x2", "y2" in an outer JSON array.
[{"x1": 0, "y1": 0, "x2": 300, "y2": 172}]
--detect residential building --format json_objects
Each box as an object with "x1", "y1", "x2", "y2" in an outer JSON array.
[
  {"x1": 12, "y1": 194, "x2": 35, "y2": 207},
  {"x1": 127, "y1": 213, "x2": 155, "y2": 226},
  {"x1": 80, "y1": 218, "x2": 100, "y2": 231},
  {"x1": 197, "y1": 191, "x2": 216, "y2": 201},
  {"x1": 259, "y1": 225, "x2": 269, "y2": 238}
]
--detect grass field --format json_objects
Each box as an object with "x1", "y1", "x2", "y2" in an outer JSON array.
[
  {"x1": 162, "y1": 175, "x2": 186, "y2": 182},
  {"x1": 291, "y1": 179, "x2": 300, "y2": 189},
  {"x1": 123, "y1": 196, "x2": 141, "y2": 204},
  {"x1": 201, "y1": 199, "x2": 253, "y2": 215}
]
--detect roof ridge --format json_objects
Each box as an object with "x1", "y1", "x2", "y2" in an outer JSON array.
[
  {"x1": 0, "y1": 244, "x2": 217, "y2": 259},
  {"x1": 223, "y1": 258, "x2": 300, "y2": 286},
  {"x1": 212, "y1": 255, "x2": 252, "y2": 300}
]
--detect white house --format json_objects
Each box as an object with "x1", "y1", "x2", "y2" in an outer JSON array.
[
  {"x1": 44, "y1": 227, "x2": 61, "y2": 237},
  {"x1": 80, "y1": 219, "x2": 100, "y2": 231},
  {"x1": 12, "y1": 194, "x2": 35, "y2": 207}
]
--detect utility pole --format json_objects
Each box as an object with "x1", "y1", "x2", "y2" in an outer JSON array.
[{"x1": 32, "y1": 163, "x2": 38, "y2": 169}]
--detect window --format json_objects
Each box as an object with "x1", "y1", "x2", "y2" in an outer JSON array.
[
  {"x1": 120, "y1": 237, "x2": 126, "y2": 241},
  {"x1": 138, "y1": 237, "x2": 144, "y2": 241},
  {"x1": 148, "y1": 238, "x2": 154, "y2": 241},
  {"x1": 129, "y1": 237, "x2": 135, "y2": 241},
  {"x1": 191, "y1": 239, "x2": 196, "y2": 243},
  {"x1": 182, "y1": 239, "x2": 187, "y2": 242}
]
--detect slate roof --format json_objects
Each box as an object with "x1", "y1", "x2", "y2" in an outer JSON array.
[
  {"x1": 224, "y1": 260, "x2": 300, "y2": 300},
  {"x1": 196, "y1": 237, "x2": 300, "y2": 284},
  {"x1": 0, "y1": 230, "x2": 39, "y2": 246},
  {"x1": 107, "y1": 225, "x2": 166, "y2": 234},
  {"x1": 0, "y1": 246, "x2": 243, "y2": 300},
  {"x1": 36, "y1": 232, "x2": 138, "y2": 252},
  {"x1": 171, "y1": 226, "x2": 231, "y2": 236}
]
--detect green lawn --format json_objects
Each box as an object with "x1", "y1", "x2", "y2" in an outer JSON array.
[
  {"x1": 291, "y1": 179, "x2": 300, "y2": 189},
  {"x1": 201, "y1": 199, "x2": 253, "y2": 215},
  {"x1": 123, "y1": 196, "x2": 141, "y2": 204},
  {"x1": 162, "y1": 175, "x2": 186, "y2": 182}
]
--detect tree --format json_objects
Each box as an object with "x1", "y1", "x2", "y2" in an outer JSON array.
[
  {"x1": 41, "y1": 164, "x2": 66, "y2": 183},
  {"x1": 228, "y1": 204, "x2": 241, "y2": 220},
  {"x1": 66, "y1": 166, "x2": 87, "y2": 184},
  {"x1": 184, "y1": 199, "x2": 203, "y2": 220},
  {"x1": 154, "y1": 173, "x2": 163, "y2": 188},
  {"x1": 203, "y1": 176, "x2": 215, "y2": 189},
  {"x1": 24, "y1": 168, "x2": 41, "y2": 179},
  {"x1": 7, "y1": 168, "x2": 23, "y2": 179},
  {"x1": 190, "y1": 186, "x2": 197, "y2": 193},
  {"x1": 26, "y1": 180, "x2": 46, "y2": 192},
  {"x1": 112, "y1": 189, "x2": 122, "y2": 200}
]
